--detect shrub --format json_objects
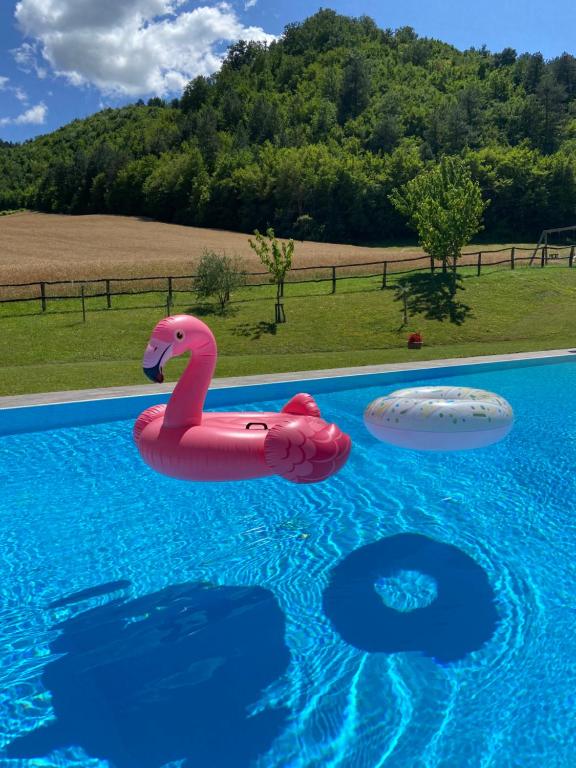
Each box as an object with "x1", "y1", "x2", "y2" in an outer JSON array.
[{"x1": 193, "y1": 250, "x2": 246, "y2": 313}]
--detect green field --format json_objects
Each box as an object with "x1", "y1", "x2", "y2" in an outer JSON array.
[{"x1": 1, "y1": 267, "x2": 575, "y2": 397}]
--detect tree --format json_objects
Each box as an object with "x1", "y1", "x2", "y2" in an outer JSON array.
[
  {"x1": 517, "y1": 52, "x2": 545, "y2": 93},
  {"x1": 248, "y1": 228, "x2": 294, "y2": 323},
  {"x1": 142, "y1": 147, "x2": 209, "y2": 223},
  {"x1": 293, "y1": 214, "x2": 323, "y2": 241},
  {"x1": 108, "y1": 155, "x2": 159, "y2": 216},
  {"x1": 535, "y1": 73, "x2": 566, "y2": 153},
  {"x1": 467, "y1": 145, "x2": 549, "y2": 237},
  {"x1": 223, "y1": 40, "x2": 267, "y2": 71},
  {"x1": 551, "y1": 53, "x2": 576, "y2": 98},
  {"x1": 248, "y1": 95, "x2": 280, "y2": 143},
  {"x1": 339, "y1": 53, "x2": 371, "y2": 123},
  {"x1": 494, "y1": 47, "x2": 517, "y2": 68},
  {"x1": 369, "y1": 108, "x2": 404, "y2": 153},
  {"x1": 191, "y1": 106, "x2": 220, "y2": 171},
  {"x1": 193, "y1": 250, "x2": 246, "y2": 313},
  {"x1": 394, "y1": 280, "x2": 410, "y2": 326},
  {"x1": 181, "y1": 76, "x2": 211, "y2": 113},
  {"x1": 390, "y1": 156, "x2": 489, "y2": 274}
]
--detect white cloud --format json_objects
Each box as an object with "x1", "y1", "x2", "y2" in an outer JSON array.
[
  {"x1": 244, "y1": 0, "x2": 258, "y2": 8},
  {"x1": 13, "y1": 41, "x2": 47, "y2": 78},
  {"x1": 14, "y1": 0, "x2": 275, "y2": 97},
  {"x1": 0, "y1": 75, "x2": 29, "y2": 103},
  {"x1": 0, "y1": 102, "x2": 47, "y2": 126}
]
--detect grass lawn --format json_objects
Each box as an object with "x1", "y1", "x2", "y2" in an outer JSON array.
[{"x1": 1, "y1": 267, "x2": 575, "y2": 397}]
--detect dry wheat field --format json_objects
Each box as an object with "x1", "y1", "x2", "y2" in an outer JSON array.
[{"x1": 0, "y1": 212, "x2": 534, "y2": 285}]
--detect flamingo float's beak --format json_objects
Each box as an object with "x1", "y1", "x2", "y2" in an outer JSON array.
[{"x1": 143, "y1": 339, "x2": 173, "y2": 383}]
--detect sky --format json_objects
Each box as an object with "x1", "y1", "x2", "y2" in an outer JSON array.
[{"x1": 0, "y1": 0, "x2": 575, "y2": 144}]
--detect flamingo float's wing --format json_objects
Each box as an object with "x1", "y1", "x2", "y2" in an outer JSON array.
[
  {"x1": 264, "y1": 416, "x2": 351, "y2": 484},
  {"x1": 134, "y1": 404, "x2": 166, "y2": 442},
  {"x1": 281, "y1": 393, "x2": 321, "y2": 418}
]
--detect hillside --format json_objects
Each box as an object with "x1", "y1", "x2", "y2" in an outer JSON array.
[{"x1": 1, "y1": 10, "x2": 576, "y2": 242}]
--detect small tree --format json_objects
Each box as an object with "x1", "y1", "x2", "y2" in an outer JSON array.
[
  {"x1": 390, "y1": 156, "x2": 489, "y2": 276},
  {"x1": 394, "y1": 280, "x2": 411, "y2": 326},
  {"x1": 248, "y1": 228, "x2": 294, "y2": 323},
  {"x1": 293, "y1": 214, "x2": 317, "y2": 242},
  {"x1": 193, "y1": 250, "x2": 246, "y2": 313}
]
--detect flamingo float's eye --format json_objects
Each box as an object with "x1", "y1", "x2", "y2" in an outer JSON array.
[{"x1": 175, "y1": 330, "x2": 184, "y2": 341}]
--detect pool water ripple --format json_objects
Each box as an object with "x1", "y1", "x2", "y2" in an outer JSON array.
[{"x1": 1, "y1": 361, "x2": 576, "y2": 766}]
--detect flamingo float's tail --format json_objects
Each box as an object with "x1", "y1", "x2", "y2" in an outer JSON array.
[
  {"x1": 281, "y1": 393, "x2": 321, "y2": 418},
  {"x1": 264, "y1": 416, "x2": 351, "y2": 484}
]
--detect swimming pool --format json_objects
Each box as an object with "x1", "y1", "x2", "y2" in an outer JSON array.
[{"x1": 1, "y1": 359, "x2": 575, "y2": 767}]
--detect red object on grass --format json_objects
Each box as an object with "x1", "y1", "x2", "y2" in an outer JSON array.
[{"x1": 408, "y1": 332, "x2": 423, "y2": 349}]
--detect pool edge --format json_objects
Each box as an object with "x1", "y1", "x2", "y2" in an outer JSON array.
[{"x1": 1, "y1": 349, "x2": 574, "y2": 436}]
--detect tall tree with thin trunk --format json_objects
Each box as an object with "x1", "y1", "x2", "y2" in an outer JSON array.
[
  {"x1": 249, "y1": 228, "x2": 294, "y2": 323},
  {"x1": 390, "y1": 156, "x2": 489, "y2": 276}
]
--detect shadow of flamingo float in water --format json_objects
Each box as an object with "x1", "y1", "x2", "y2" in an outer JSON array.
[{"x1": 7, "y1": 583, "x2": 291, "y2": 768}]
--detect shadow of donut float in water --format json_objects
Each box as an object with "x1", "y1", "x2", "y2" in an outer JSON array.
[
  {"x1": 7, "y1": 583, "x2": 290, "y2": 768},
  {"x1": 322, "y1": 534, "x2": 498, "y2": 663}
]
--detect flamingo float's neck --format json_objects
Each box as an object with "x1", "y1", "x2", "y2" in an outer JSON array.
[{"x1": 164, "y1": 342, "x2": 217, "y2": 430}]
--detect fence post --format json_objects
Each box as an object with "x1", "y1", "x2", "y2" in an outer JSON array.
[
  {"x1": 541, "y1": 245, "x2": 546, "y2": 268},
  {"x1": 381, "y1": 261, "x2": 387, "y2": 289},
  {"x1": 570, "y1": 246, "x2": 575, "y2": 268},
  {"x1": 331, "y1": 266, "x2": 336, "y2": 294},
  {"x1": 477, "y1": 252, "x2": 482, "y2": 277},
  {"x1": 81, "y1": 285, "x2": 86, "y2": 323},
  {"x1": 106, "y1": 279, "x2": 111, "y2": 308},
  {"x1": 40, "y1": 282, "x2": 46, "y2": 312},
  {"x1": 168, "y1": 276, "x2": 173, "y2": 305},
  {"x1": 430, "y1": 256, "x2": 435, "y2": 274},
  {"x1": 510, "y1": 247, "x2": 515, "y2": 270}
]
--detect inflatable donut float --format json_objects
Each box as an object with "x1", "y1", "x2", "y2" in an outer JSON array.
[{"x1": 364, "y1": 386, "x2": 513, "y2": 451}]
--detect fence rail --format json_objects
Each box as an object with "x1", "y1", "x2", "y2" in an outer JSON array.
[{"x1": 1, "y1": 244, "x2": 574, "y2": 312}]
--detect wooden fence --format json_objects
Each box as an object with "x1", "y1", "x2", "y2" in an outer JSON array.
[{"x1": 1, "y1": 244, "x2": 574, "y2": 312}]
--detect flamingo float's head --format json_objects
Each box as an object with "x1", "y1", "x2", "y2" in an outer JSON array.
[{"x1": 142, "y1": 314, "x2": 216, "y2": 383}]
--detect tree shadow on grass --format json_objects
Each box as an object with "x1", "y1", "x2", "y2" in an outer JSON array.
[
  {"x1": 183, "y1": 302, "x2": 239, "y2": 318},
  {"x1": 396, "y1": 273, "x2": 472, "y2": 326},
  {"x1": 232, "y1": 321, "x2": 277, "y2": 340}
]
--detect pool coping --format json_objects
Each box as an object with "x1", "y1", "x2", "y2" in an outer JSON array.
[{"x1": 1, "y1": 348, "x2": 574, "y2": 436}]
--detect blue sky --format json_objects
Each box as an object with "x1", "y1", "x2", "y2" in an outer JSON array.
[{"x1": 1, "y1": 0, "x2": 575, "y2": 144}]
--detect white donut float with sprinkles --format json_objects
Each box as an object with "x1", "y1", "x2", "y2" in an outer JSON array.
[{"x1": 364, "y1": 386, "x2": 514, "y2": 451}]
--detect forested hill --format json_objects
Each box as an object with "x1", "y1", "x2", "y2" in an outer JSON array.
[{"x1": 2, "y1": 9, "x2": 576, "y2": 242}]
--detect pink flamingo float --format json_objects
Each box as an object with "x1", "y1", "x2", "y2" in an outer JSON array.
[{"x1": 134, "y1": 315, "x2": 351, "y2": 483}]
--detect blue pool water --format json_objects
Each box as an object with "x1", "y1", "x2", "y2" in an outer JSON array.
[{"x1": 1, "y1": 361, "x2": 576, "y2": 767}]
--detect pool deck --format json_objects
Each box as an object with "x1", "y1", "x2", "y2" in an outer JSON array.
[{"x1": 1, "y1": 348, "x2": 573, "y2": 409}]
